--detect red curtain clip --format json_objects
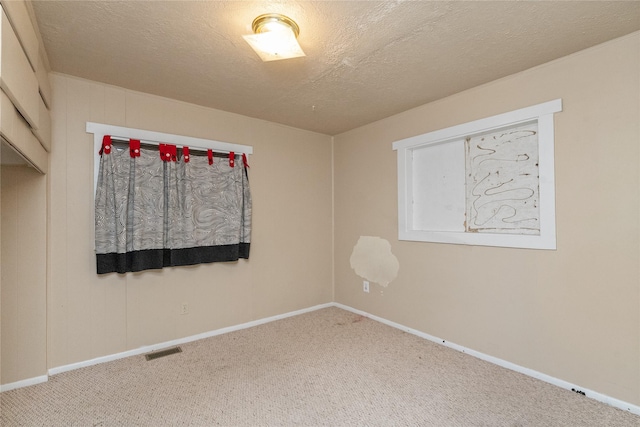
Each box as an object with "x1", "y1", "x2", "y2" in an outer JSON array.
[
  {"x1": 229, "y1": 151, "x2": 235, "y2": 167},
  {"x1": 183, "y1": 146, "x2": 190, "y2": 163},
  {"x1": 242, "y1": 153, "x2": 249, "y2": 168},
  {"x1": 130, "y1": 139, "x2": 141, "y2": 158},
  {"x1": 159, "y1": 144, "x2": 168, "y2": 161},
  {"x1": 100, "y1": 135, "x2": 112, "y2": 155},
  {"x1": 208, "y1": 149, "x2": 213, "y2": 165},
  {"x1": 159, "y1": 144, "x2": 177, "y2": 162}
]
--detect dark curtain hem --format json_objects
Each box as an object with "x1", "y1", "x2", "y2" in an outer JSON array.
[{"x1": 96, "y1": 243, "x2": 250, "y2": 274}]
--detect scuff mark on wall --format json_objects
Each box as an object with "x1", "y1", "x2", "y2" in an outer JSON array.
[{"x1": 350, "y1": 236, "x2": 399, "y2": 287}]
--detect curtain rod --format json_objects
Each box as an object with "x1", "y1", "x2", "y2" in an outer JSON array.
[
  {"x1": 90, "y1": 122, "x2": 253, "y2": 198},
  {"x1": 86, "y1": 122, "x2": 253, "y2": 155},
  {"x1": 109, "y1": 137, "x2": 233, "y2": 156}
]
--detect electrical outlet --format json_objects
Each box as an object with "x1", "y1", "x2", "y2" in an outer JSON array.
[
  {"x1": 363, "y1": 281, "x2": 370, "y2": 293},
  {"x1": 181, "y1": 303, "x2": 188, "y2": 315}
]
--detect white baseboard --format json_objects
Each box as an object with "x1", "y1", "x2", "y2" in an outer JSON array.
[
  {"x1": 333, "y1": 302, "x2": 640, "y2": 416},
  {"x1": 48, "y1": 302, "x2": 334, "y2": 376},
  {"x1": 6, "y1": 300, "x2": 640, "y2": 417},
  {"x1": 0, "y1": 375, "x2": 48, "y2": 392}
]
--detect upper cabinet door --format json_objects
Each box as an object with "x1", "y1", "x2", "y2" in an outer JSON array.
[{"x1": 0, "y1": 9, "x2": 39, "y2": 130}]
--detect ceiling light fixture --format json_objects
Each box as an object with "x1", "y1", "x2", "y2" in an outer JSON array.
[{"x1": 243, "y1": 13, "x2": 305, "y2": 62}]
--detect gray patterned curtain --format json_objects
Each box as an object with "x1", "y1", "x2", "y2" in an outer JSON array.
[{"x1": 94, "y1": 137, "x2": 251, "y2": 274}]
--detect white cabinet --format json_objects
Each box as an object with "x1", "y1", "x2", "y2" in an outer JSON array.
[
  {"x1": 0, "y1": 2, "x2": 51, "y2": 169},
  {"x1": 0, "y1": 9, "x2": 39, "y2": 129},
  {"x1": 0, "y1": 90, "x2": 47, "y2": 171}
]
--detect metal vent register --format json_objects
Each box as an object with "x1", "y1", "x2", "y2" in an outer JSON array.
[{"x1": 145, "y1": 346, "x2": 182, "y2": 361}]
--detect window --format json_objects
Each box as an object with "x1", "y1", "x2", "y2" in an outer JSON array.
[
  {"x1": 392, "y1": 99, "x2": 561, "y2": 250},
  {"x1": 87, "y1": 123, "x2": 253, "y2": 274}
]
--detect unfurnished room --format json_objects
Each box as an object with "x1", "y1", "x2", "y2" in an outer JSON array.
[{"x1": 1, "y1": 1, "x2": 639, "y2": 425}]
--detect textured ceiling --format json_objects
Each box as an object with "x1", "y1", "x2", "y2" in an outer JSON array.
[{"x1": 31, "y1": 1, "x2": 640, "y2": 136}]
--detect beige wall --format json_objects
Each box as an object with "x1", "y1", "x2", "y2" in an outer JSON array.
[
  {"x1": 4, "y1": 28, "x2": 639, "y2": 410},
  {"x1": 47, "y1": 74, "x2": 333, "y2": 369},
  {"x1": 1, "y1": 165, "x2": 47, "y2": 384},
  {"x1": 334, "y1": 32, "x2": 640, "y2": 405}
]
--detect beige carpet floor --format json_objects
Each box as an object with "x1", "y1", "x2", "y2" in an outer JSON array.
[{"x1": 1, "y1": 307, "x2": 639, "y2": 426}]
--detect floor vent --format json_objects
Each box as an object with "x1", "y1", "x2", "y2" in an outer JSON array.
[{"x1": 145, "y1": 346, "x2": 182, "y2": 361}]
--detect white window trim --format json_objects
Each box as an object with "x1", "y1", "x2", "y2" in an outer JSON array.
[
  {"x1": 87, "y1": 122, "x2": 253, "y2": 197},
  {"x1": 392, "y1": 99, "x2": 562, "y2": 250}
]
